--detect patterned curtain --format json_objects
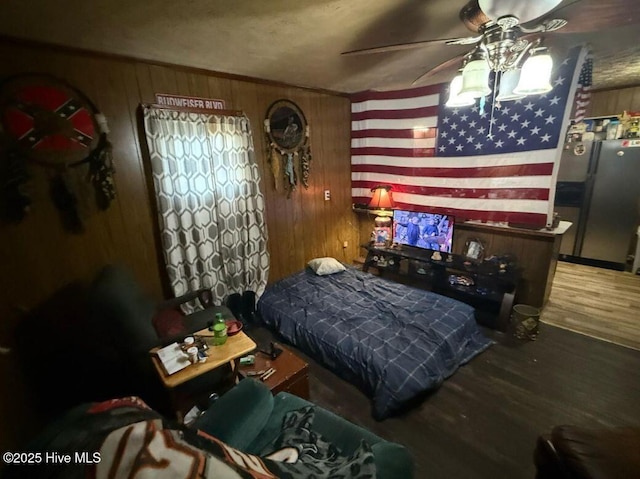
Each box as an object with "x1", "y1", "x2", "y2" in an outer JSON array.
[{"x1": 142, "y1": 107, "x2": 269, "y2": 311}]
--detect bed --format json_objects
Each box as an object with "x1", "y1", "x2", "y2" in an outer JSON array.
[{"x1": 257, "y1": 263, "x2": 493, "y2": 419}]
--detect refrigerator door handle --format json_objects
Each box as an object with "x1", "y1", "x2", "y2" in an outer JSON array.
[{"x1": 588, "y1": 141, "x2": 602, "y2": 176}]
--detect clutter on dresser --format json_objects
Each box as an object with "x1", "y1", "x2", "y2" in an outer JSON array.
[
  {"x1": 362, "y1": 243, "x2": 520, "y2": 331},
  {"x1": 259, "y1": 342, "x2": 283, "y2": 360},
  {"x1": 154, "y1": 334, "x2": 212, "y2": 375}
]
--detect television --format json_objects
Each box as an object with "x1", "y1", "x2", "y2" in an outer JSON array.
[{"x1": 392, "y1": 210, "x2": 455, "y2": 253}]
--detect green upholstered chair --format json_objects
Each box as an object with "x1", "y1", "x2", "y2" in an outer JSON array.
[{"x1": 193, "y1": 378, "x2": 414, "y2": 479}]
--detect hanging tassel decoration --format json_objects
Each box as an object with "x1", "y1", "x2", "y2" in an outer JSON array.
[
  {"x1": 292, "y1": 150, "x2": 301, "y2": 190},
  {"x1": 50, "y1": 173, "x2": 84, "y2": 233},
  {"x1": 284, "y1": 152, "x2": 296, "y2": 198},
  {"x1": 87, "y1": 133, "x2": 116, "y2": 210},
  {"x1": 301, "y1": 145, "x2": 312, "y2": 189},
  {"x1": 1, "y1": 149, "x2": 31, "y2": 222},
  {"x1": 268, "y1": 144, "x2": 281, "y2": 192},
  {"x1": 284, "y1": 153, "x2": 296, "y2": 187}
]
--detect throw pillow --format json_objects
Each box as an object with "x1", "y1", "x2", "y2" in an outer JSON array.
[
  {"x1": 151, "y1": 308, "x2": 186, "y2": 340},
  {"x1": 307, "y1": 257, "x2": 346, "y2": 276}
]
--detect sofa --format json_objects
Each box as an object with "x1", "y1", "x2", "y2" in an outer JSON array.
[
  {"x1": 534, "y1": 424, "x2": 640, "y2": 478},
  {"x1": 194, "y1": 377, "x2": 413, "y2": 478},
  {"x1": 2, "y1": 378, "x2": 413, "y2": 479}
]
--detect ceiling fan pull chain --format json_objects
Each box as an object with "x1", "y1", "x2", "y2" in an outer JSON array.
[{"x1": 489, "y1": 72, "x2": 500, "y2": 138}]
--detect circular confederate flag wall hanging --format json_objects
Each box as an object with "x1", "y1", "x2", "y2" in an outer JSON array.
[{"x1": 0, "y1": 74, "x2": 115, "y2": 231}]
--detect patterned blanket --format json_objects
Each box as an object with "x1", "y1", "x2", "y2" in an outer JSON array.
[{"x1": 3, "y1": 397, "x2": 375, "y2": 479}]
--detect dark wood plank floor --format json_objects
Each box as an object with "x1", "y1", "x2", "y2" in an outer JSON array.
[{"x1": 249, "y1": 323, "x2": 640, "y2": 479}]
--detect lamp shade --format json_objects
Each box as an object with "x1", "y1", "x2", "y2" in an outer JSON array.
[
  {"x1": 369, "y1": 185, "x2": 394, "y2": 210},
  {"x1": 460, "y1": 59, "x2": 491, "y2": 98},
  {"x1": 513, "y1": 50, "x2": 553, "y2": 95},
  {"x1": 496, "y1": 69, "x2": 526, "y2": 102},
  {"x1": 446, "y1": 74, "x2": 475, "y2": 107}
]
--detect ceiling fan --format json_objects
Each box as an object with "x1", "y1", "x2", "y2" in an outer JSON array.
[{"x1": 342, "y1": 0, "x2": 636, "y2": 87}]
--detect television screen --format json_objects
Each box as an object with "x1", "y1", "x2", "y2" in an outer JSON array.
[{"x1": 392, "y1": 210, "x2": 455, "y2": 253}]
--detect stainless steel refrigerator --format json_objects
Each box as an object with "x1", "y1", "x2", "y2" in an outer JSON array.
[{"x1": 555, "y1": 139, "x2": 640, "y2": 269}]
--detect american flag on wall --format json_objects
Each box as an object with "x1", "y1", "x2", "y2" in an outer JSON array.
[{"x1": 351, "y1": 46, "x2": 588, "y2": 227}]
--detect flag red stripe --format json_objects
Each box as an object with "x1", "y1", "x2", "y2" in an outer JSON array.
[
  {"x1": 351, "y1": 198, "x2": 547, "y2": 226},
  {"x1": 350, "y1": 84, "x2": 441, "y2": 103},
  {"x1": 351, "y1": 147, "x2": 436, "y2": 157},
  {"x1": 352, "y1": 106, "x2": 439, "y2": 121},
  {"x1": 351, "y1": 162, "x2": 554, "y2": 178},
  {"x1": 351, "y1": 128, "x2": 437, "y2": 139},
  {"x1": 351, "y1": 180, "x2": 549, "y2": 200}
]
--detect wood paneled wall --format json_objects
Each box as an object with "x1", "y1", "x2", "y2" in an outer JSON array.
[
  {"x1": 587, "y1": 85, "x2": 640, "y2": 117},
  {"x1": 0, "y1": 40, "x2": 356, "y2": 451}
]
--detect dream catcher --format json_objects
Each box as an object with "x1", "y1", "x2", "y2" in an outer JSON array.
[
  {"x1": 264, "y1": 99, "x2": 312, "y2": 198},
  {"x1": 0, "y1": 74, "x2": 115, "y2": 232}
]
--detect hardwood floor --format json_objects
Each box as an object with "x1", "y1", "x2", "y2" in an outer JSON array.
[
  {"x1": 542, "y1": 261, "x2": 640, "y2": 351},
  {"x1": 250, "y1": 318, "x2": 640, "y2": 478}
]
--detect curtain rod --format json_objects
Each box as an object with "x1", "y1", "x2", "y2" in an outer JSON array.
[{"x1": 142, "y1": 103, "x2": 245, "y2": 117}]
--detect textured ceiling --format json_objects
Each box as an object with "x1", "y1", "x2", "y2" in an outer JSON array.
[{"x1": 0, "y1": 0, "x2": 639, "y2": 93}]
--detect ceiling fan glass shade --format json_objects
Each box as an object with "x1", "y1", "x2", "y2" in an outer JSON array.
[
  {"x1": 446, "y1": 74, "x2": 475, "y2": 107},
  {"x1": 460, "y1": 59, "x2": 491, "y2": 98},
  {"x1": 496, "y1": 69, "x2": 526, "y2": 102},
  {"x1": 513, "y1": 50, "x2": 554, "y2": 95}
]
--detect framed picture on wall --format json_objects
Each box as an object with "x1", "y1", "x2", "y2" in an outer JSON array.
[
  {"x1": 374, "y1": 227, "x2": 391, "y2": 247},
  {"x1": 464, "y1": 238, "x2": 485, "y2": 262}
]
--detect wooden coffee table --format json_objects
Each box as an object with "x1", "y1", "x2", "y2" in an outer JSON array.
[
  {"x1": 150, "y1": 330, "x2": 256, "y2": 419},
  {"x1": 239, "y1": 345, "x2": 309, "y2": 399}
]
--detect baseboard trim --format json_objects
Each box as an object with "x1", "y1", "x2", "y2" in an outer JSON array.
[{"x1": 558, "y1": 255, "x2": 626, "y2": 272}]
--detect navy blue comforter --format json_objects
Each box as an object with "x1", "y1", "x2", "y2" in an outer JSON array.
[{"x1": 257, "y1": 266, "x2": 493, "y2": 419}]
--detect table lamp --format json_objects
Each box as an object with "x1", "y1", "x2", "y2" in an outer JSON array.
[{"x1": 368, "y1": 185, "x2": 395, "y2": 227}]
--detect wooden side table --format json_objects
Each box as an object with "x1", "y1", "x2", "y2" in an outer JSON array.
[
  {"x1": 239, "y1": 345, "x2": 310, "y2": 400},
  {"x1": 150, "y1": 330, "x2": 257, "y2": 419}
]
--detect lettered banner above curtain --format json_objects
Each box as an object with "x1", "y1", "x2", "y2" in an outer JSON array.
[{"x1": 142, "y1": 106, "x2": 270, "y2": 311}]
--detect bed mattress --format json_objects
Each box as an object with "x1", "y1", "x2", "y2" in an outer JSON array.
[{"x1": 257, "y1": 265, "x2": 493, "y2": 419}]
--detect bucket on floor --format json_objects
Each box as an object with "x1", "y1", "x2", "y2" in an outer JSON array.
[{"x1": 512, "y1": 304, "x2": 541, "y2": 340}]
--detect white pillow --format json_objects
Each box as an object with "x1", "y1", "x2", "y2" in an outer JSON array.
[{"x1": 307, "y1": 257, "x2": 346, "y2": 276}]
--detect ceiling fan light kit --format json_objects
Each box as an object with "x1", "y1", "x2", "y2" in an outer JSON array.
[{"x1": 448, "y1": 16, "x2": 557, "y2": 107}]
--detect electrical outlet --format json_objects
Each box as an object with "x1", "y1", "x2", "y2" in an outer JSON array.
[
  {"x1": 343, "y1": 241, "x2": 348, "y2": 248},
  {"x1": 324, "y1": 190, "x2": 331, "y2": 201}
]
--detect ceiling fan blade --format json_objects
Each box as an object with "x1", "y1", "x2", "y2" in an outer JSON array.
[
  {"x1": 459, "y1": 0, "x2": 491, "y2": 33},
  {"x1": 479, "y1": 0, "x2": 563, "y2": 24},
  {"x1": 413, "y1": 54, "x2": 466, "y2": 85},
  {"x1": 446, "y1": 36, "x2": 483, "y2": 46},
  {"x1": 519, "y1": 18, "x2": 568, "y2": 34},
  {"x1": 341, "y1": 37, "x2": 478, "y2": 56},
  {"x1": 535, "y1": 0, "x2": 640, "y2": 33}
]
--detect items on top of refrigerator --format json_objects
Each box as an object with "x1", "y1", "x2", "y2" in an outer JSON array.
[
  {"x1": 566, "y1": 115, "x2": 622, "y2": 143},
  {"x1": 619, "y1": 111, "x2": 640, "y2": 139}
]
